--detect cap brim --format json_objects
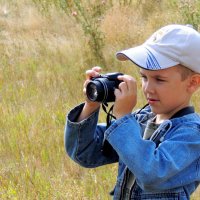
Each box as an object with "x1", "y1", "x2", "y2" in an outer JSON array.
[{"x1": 116, "y1": 45, "x2": 179, "y2": 70}]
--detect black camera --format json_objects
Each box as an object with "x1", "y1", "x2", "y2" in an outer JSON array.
[{"x1": 86, "y1": 72, "x2": 123, "y2": 103}]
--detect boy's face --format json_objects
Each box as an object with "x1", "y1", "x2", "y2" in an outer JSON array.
[{"x1": 140, "y1": 65, "x2": 192, "y2": 121}]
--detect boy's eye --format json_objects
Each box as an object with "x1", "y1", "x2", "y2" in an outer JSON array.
[
  {"x1": 140, "y1": 75, "x2": 147, "y2": 80},
  {"x1": 156, "y1": 78, "x2": 166, "y2": 82}
]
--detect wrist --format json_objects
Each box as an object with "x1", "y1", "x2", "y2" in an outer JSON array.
[
  {"x1": 85, "y1": 101, "x2": 101, "y2": 110},
  {"x1": 76, "y1": 102, "x2": 100, "y2": 122},
  {"x1": 115, "y1": 112, "x2": 131, "y2": 120}
]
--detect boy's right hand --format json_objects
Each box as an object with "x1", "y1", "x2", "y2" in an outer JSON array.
[{"x1": 77, "y1": 66, "x2": 102, "y2": 122}]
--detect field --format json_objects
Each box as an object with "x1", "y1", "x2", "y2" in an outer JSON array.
[{"x1": 0, "y1": 0, "x2": 200, "y2": 199}]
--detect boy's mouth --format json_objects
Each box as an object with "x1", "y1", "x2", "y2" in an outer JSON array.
[{"x1": 147, "y1": 98, "x2": 159, "y2": 104}]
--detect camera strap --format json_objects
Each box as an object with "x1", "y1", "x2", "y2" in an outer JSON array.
[
  {"x1": 102, "y1": 103, "x2": 116, "y2": 129},
  {"x1": 101, "y1": 103, "x2": 117, "y2": 157}
]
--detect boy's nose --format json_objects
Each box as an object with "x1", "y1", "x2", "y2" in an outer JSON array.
[{"x1": 143, "y1": 82, "x2": 154, "y2": 94}]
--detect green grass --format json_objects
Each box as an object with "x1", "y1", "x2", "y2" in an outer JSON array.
[{"x1": 0, "y1": 0, "x2": 200, "y2": 199}]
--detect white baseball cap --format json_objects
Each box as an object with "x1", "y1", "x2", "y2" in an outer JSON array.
[{"x1": 116, "y1": 24, "x2": 200, "y2": 73}]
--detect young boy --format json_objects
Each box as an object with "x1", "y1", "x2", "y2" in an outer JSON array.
[{"x1": 64, "y1": 24, "x2": 200, "y2": 199}]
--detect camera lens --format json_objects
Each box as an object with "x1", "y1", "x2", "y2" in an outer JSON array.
[
  {"x1": 86, "y1": 80, "x2": 105, "y2": 102},
  {"x1": 86, "y1": 82, "x2": 98, "y2": 101}
]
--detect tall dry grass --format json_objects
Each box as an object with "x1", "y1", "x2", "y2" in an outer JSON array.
[{"x1": 0, "y1": 0, "x2": 200, "y2": 199}]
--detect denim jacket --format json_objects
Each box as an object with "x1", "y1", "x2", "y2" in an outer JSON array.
[{"x1": 64, "y1": 103, "x2": 200, "y2": 200}]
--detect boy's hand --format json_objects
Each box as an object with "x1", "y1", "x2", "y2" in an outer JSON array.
[
  {"x1": 77, "y1": 66, "x2": 102, "y2": 122},
  {"x1": 113, "y1": 75, "x2": 137, "y2": 119}
]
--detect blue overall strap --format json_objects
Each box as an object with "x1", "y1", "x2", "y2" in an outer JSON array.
[{"x1": 170, "y1": 106, "x2": 194, "y2": 119}]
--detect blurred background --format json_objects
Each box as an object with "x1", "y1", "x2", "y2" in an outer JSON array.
[{"x1": 0, "y1": 0, "x2": 200, "y2": 199}]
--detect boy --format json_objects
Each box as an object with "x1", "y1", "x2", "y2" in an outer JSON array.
[{"x1": 64, "y1": 24, "x2": 200, "y2": 199}]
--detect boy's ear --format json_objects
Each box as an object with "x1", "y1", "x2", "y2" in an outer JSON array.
[{"x1": 188, "y1": 74, "x2": 200, "y2": 93}]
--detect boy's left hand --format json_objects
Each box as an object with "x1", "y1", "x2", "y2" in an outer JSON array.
[{"x1": 113, "y1": 75, "x2": 137, "y2": 119}]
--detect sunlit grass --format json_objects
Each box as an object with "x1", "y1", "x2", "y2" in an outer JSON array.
[{"x1": 0, "y1": 0, "x2": 199, "y2": 199}]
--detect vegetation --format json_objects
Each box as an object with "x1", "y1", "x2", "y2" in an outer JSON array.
[{"x1": 0, "y1": 0, "x2": 200, "y2": 199}]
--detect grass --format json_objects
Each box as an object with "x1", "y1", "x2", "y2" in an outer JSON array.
[{"x1": 0, "y1": 0, "x2": 200, "y2": 199}]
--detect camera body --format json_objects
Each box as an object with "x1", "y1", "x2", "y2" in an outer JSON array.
[{"x1": 86, "y1": 72, "x2": 123, "y2": 103}]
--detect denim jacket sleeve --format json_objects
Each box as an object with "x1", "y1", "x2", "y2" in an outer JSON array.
[
  {"x1": 64, "y1": 103, "x2": 118, "y2": 168},
  {"x1": 105, "y1": 113, "x2": 200, "y2": 190}
]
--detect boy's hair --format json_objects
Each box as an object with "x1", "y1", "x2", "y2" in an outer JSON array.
[
  {"x1": 116, "y1": 24, "x2": 200, "y2": 74},
  {"x1": 176, "y1": 65, "x2": 196, "y2": 81}
]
